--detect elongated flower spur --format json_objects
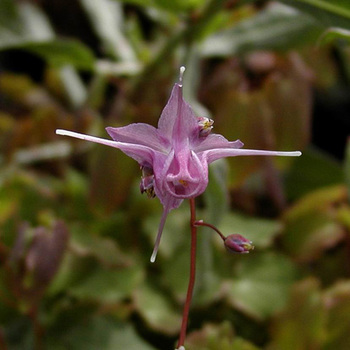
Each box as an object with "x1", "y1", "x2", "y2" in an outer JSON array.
[{"x1": 56, "y1": 66, "x2": 301, "y2": 263}]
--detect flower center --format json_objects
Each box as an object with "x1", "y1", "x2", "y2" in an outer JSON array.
[
  {"x1": 167, "y1": 177, "x2": 200, "y2": 197},
  {"x1": 162, "y1": 151, "x2": 208, "y2": 199},
  {"x1": 179, "y1": 179, "x2": 188, "y2": 187}
]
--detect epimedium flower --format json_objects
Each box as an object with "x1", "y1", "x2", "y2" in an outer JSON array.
[{"x1": 56, "y1": 66, "x2": 301, "y2": 263}]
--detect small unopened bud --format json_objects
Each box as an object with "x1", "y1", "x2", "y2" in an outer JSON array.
[
  {"x1": 140, "y1": 166, "x2": 156, "y2": 199},
  {"x1": 224, "y1": 234, "x2": 254, "y2": 254},
  {"x1": 197, "y1": 117, "x2": 214, "y2": 137}
]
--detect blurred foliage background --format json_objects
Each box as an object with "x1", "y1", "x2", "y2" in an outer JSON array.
[{"x1": 0, "y1": 0, "x2": 350, "y2": 349}]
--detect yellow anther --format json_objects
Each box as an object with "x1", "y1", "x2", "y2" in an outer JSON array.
[
  {"x1": 179, "y1": 179, "x2": 188, "y2": 187},
  {"x1": 202, "y1": 119, "x2": 214, "y2": 129}
]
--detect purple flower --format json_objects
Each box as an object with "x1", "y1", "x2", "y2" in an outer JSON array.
[{"x1": 56, "y1": 67, "x2": 301, "y2": 262}]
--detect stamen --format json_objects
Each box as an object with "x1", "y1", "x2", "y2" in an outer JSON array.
[{"x1": 197, "y1": 117, "x2": 214, "y2": 137}]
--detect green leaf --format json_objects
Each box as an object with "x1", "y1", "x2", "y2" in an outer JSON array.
[
  {"x1": 337, "y1": 206, "x2": 350, "y2": 232},
  {"x1": 182, "y1": 46, "x2": 211, "y2": 117},
  {"x1": 68, "y1": 264, "x2": 144, "y2": 303},
  {"x1": 226, "y1": 252, "x2": 298, "y2": 320},
  {"x1": 196, "y1": 160, "x2": 230, "y2": 304},
  {"x1": 201, "y1": 3, "x2": 323, "y2": 57},
  {"x1": 70, "y1": 228, "x2": 131, "y2": 268},
  {"x1": 345, "y1": 138, "x2": 350, "y2": 197},
  {"x1": 25, "y1": 40, "x2": 95, "y2": 70},
  {"x1": 56, "y1": 66, "x2": 88, "y2": 107},
  {"x1": 156, "y1": 208, "x2": 224, "y2": 305},
  {"x1": 80, "y1": 0, "x2": 136, "y2": 62},
  {"x1": 282, "y1": 211, "x2": 345, "y2": 262},
  {"x1": 0, "y1": 0, "x2": 21, "y2": 34},
  {"x1": 318, "y1": 27, "x2": 350, "y2": 44},
  {"x1": 88, "y1": 129, "x2": 137, "y2": 214},
  {"x1": 268, "y1": 278, "x2": 326, "y2": 350},
  {"x1": 133, "y1": 284, "x2": 181, "y2": 335},
  {"x1": 282, "y1": 185, "x2": 347, "y2": 262},
  {"x1": 47, "y1": 252, "x2": 89, "y2": 296},
  {"x1": 0, "y1": 191, "x2": 17, "y2": 225},
  {"x1": 47, "y1": 316, "x2": 156, "y2": 350},
  {"x1": 0, "y1": 38, "x2": 95, "y2": 70},
  {"x1": 219, "y1": 212, "x2": 282, "y2": 249},
  {"x1": 186, "y1": 322, "x2": 259, "y2": 350},
  {"x1": 113, "y1": 0, "x2": 206, "y2": 12},
  {"x1": 0, "y1": 2, "x2": 54, "y2": 49},
  {"x1": 284, "y1": 185, "x2": 348, "y2": 220},
  {"x1": 285, "y1": 147, "x2": 343, "y2": 199},
  {"x1": 3, "y1": 317, "x2": 34, "y2": 350},
  {"x1": 205, "y1": 160, "x2": 230, "y2": 219},
  {"x1": 143, "y1": 204, "x2": 189, "y2": 260},
  {"x1": 112, "y1": 0, "x2": 153, "y2": 6},
  {"x1": 160, "y1": 238, "x2": 191, "y2": 299},
  {"x1": 154, "y1": 0, "x2": 206, "y2": 12},
  {"x1": 0, "y1": 2, "x2": 95, "y2": 69},
  {"x1": 281, "y1": 0, "x2": 350, "y2": 29},
  {"x1": 0, "y1": 269, "x2": 17, "y2": 323},
  {"x1": 323, "y1": 281, "x2": 350, "y2": 349}
]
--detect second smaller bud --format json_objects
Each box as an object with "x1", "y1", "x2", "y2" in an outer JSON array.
[{"x1": 224, "y1": 234, "x2": 254, "y2": 254}]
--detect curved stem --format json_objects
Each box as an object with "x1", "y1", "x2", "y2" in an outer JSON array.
[
  {"x1": 177, "y1": 197, "x2": 197, "y2": 348},
  {"x1": 194, "y1": 220, "x2": 226, "y2": 241}
]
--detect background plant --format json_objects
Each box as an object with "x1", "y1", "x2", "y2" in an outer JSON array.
[{"x1": 0, "y1": 0, "x2": 350, "y2": 349}]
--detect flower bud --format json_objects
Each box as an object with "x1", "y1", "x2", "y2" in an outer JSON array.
[
  {"x1": 197, "y1": 117, "x2": 214, "y2": 137},
  {"x1": 224, "y1": 234, "x2": 254, "y2": 254}
]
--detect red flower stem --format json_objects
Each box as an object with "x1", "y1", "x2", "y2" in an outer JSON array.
[
  {"x1": 194, "y1": 220, "x2": 226, "y2": 241},
  {"x1": 177, "y1": 197, "x2": 197, "y2": 348}
]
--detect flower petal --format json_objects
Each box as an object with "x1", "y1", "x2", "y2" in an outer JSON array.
[
  {"x1": 106, "y1": 123, "x2": 169, "y2": 153},
  {"x1": 193, "y1": 133, "x2": 244, "y2": 153},
  {"x1": 56, "y1": 129, "x2": 155, "y2": 165},
  {"x1": 205, "y1": 147, "x2": 302, "y2": 164},
  {"x1": 157, "y1": 84, "x2": 198, "y2": 144}
]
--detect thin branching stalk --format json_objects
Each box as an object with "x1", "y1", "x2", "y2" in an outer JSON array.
[{"x1": 194, "y1": 220, "x2": 226, "y2": 241}]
